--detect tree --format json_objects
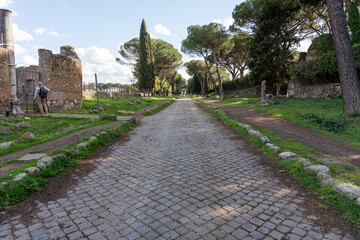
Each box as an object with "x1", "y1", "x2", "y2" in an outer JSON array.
[
  {"x1": 152, "y1": 39, "x2": 182, "y2": 96},
  {"x1": 348, "y1": 0, "x2": 360, "y2": 44},
  {"x1": 191, "y1": 74, "x2": 202, "y2": 94},
  {"x1": 184, "y1": 60, "x2": 208, "y2": 95},
  {"x1": 182, "y1": 23, "x2": 232, "y2": 99},
  {"x1": 232, "y1": 0, "x2": 330, "y2": 38},
  {"x1": 216, "y1": 32, "x2": 251, "y2": 79},
  {"x1": 326, "y1": 0, "x2": 360, "y2": 114},
  {"x1": 245, "y1": 0, "x2": 300, "y2": 91},
  {"x1": 139, "y1": 19, "x2": 155, "y2": 95},
  {"x1": 117, "y1": 37, "x2": 182, "y2": 96}
]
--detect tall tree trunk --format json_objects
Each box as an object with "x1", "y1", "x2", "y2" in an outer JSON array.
[
  {"x1": 327, "y1": 0, "x2": 360, "y2": 114},
  {"x1": 196, "y1": 73, "x2": 205, "y2": 95},
  {"x1": 203, "y1": 58, "x2": 219, "y2": 95},
  {"x1": 212, "y1": 53, "x2": 224, "y2": 100}
]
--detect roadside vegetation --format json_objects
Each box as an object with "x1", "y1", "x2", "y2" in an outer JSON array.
[
  {"x1": 219, "y1": 95, "x2": 360, "y2": 149},
  {"x1": 143, "y1": 98, "x2": 176, "y2": 116},
  {"x1": 55, "y1": 96, "x2": 171, "y2": 115},
  {"x1": 200, "y1": 102, "x2": 360, "y2": 227},
  {"x1": 0, "y1": 116, "x2": 111, "y2": 157},
  {"x1": 0, "y1": 121, "x2": 136, "y2": 210}
]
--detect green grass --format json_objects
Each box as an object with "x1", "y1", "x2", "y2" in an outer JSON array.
[
  {"x1": 219, "y1": 96, "x2": 360, "y2": 149},
  {"x1": 143, "y1": 98, "x2": 175, "y2": 116},
  {"x1": 200, "y1": 102, "x2": 360, "y2": 227},
  {"x1": 0, "y1": 121, "x2": 136, "y2": 209},
  {"x1": 0, "y1": 116, "x2": 110, "y2": 157},
  {"x1": 56, "y1": 96, "x2": 171, "y2": 115}
]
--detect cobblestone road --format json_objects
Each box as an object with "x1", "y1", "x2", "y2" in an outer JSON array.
[{"x1": 0, "y1": 98, "x2": 357, "y2": 239}]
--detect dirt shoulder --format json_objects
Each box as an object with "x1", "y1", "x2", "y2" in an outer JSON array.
[{"x1": 212, "y1": 102, "x2": 360, "y2": 168}]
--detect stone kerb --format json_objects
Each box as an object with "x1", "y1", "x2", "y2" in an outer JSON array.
[{"x1": 207, "y1": 103, "x2": 360, "y2": 208}]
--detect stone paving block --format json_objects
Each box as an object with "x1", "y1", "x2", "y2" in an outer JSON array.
[
  {"x1": 18, "y1": 153, "x2": 47, "y2": 161},
  {"x1": 0, "y1": 98, "x2": 357, "y2": 239}
]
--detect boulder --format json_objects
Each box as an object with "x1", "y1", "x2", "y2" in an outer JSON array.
[
  {"x1": 36, "y1": 162, "x2": 47, "y2": 169},
  {"x1": 17, "y1": 122, "x2": 30, "y2": 128},
  {"x1": 334, "y1": 183, "x2": 360, "y2": 200},
  {"x1": 0, "y1": 126, "x2": 11, "y2": 134},
  {"x1": 76, "y1": 142, "x2": 89, "y2": 149},
  {"x1": 243, "y1": 125, "x2": 253, "y2": 131},
  {"x1": 39, "y1": 157, "x2": 53, "y2": 167},
  {"x1": 278, "y1": 152, "x2": 297, "y2": 160},
  {"x1": 0, "y1": 182, "x2": 8, "y2": 189},
  {"x1": 304, "y1": 165, "x2": 330, "y2": 175},
  {"x1": 260, "y1": 136, "x2": 270, "y2": 143},
  {"x1": 357, "y1": 198, "x2": 360, "y2": 207},
  {"x1": 270, "y1": 146, "x2": 281, "y2": 153},
  {"x1": 13, "y1": 173, "x2": 27, "y2": 181},
  {"x1": 10, "y1": 125, "x2": 19, "y2": 131},
  {"x1": 88, "y1": 136, "x2": 97, "y2": 142},
  {"x1": 0, "y1": 141, "x2": 13, "y2": 149},
  {"x1": 297, "y1": 158, "x2": 312, "y2": 167},
  {"x1": 237, "y1": 123, "x2": 243, "y2": 127},
  {"x1": 20, "y1": 132, "x2": 35, "y2": 140},
  {"x1": 316, "y1": 172, "x2": 339, "y2": 186},
  {"x1": 266, "y1": 143, "x2": 274, "y2": 147},
  {"x1": 105, "y1": 103, "x2": 111, "y2": 107},
  {"x1": 25, "y1": 167, "x2": 40, "y2": 176},
  {"x1": 248, "y1": 130, "x2": 263, "y2": 138}
]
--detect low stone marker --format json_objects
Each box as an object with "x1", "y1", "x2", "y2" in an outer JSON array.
[
  {"x1": 0, "y1": 126, "x2": 11, "y2": 134},
  {"x1": 334, "y1": 183, "x2": 360, "y2": 200},
  {"x1": 0, "y1": 141, "x2": 13, "y2": 149},
  {"x1": 17, "y1": 122, "x2": 30, "y2": 128},
  {"x1": 25, "y1": 167, "x2": 40, "y2": 176},
  {"x1": 278, "y1": 152, "x2": 297, "y2": 160},
  {"x1": 297, "y1": 158, "x2": 312, "y2": 167},
  {"x1": 304, "y1": 165, "x2": 330, "y2": 175},
  {"x1": 13, "y1": 173, "x2": 27, "y2": 181}
]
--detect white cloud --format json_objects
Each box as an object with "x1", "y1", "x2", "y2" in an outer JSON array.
[
  {"x1": 12, "y1": 24, "x2": 34, "y2": 42},
  {"x1": 14, "y1": 43, "x2": 27, "y2": 55},
  {"x1": 49, "y1": 31, "x2": 59, "y2": 37},
  {"x1": 34, "y1": 28, "x2": 45, "y2": 36},
  {"x1": 153, "y1": 24, "x2": 172, "y2": 36},
  {"x1": 76, "y1": 46, "x2": 132, "y2": 84},
  {"x1": 0, "y1": 0, "x2": 13, "y2": 8},
  {"x1": 212, "y1": 17, "x2": 234, "y2": 29},
  {"x1": 22, "y1": 55, "x2": 38, "y2": 65}
]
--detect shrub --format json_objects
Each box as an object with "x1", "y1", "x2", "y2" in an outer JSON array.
[
  {"x1": 292, "y1": 44, "x2": 360, "y2": 86},
  {"x1": 222, "y1": 75, "x2": 255, "y2": 91}
]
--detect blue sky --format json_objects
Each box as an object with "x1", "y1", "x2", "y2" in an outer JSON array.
[{"x1": 1, "y1": 0, "x2": 310, "y2": 84}]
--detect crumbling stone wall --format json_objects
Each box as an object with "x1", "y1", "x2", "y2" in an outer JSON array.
[
  {"x1": 38, "y1": 46, "x2": 82, "y2": 111},
  {"x1": 0, "y1": 48, "x2": 11, "y2": 116}
]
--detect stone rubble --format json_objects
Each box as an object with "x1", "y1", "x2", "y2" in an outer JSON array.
[{"x1": 334, "y1": 183, "x2": 360, "y2": 200}]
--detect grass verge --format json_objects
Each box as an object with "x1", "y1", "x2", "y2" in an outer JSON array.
[
  {"x1": 143, "y1": 98, "x2": 176, "y2": 116},
  {"x1": 0, "y1": 121, "x2": 136, "y2": 210},
  {"x1": 218, "y1": 96, "x2": 360, "y2": 150},
  {"x1": 55, "y1": 96, "x2": 171, "y2": 115},
  {"x1": 200, "y1": 102, "x2": 360, "y2": 228},
  {"x1": 0, "y1": 116, "x2": 111, "y2": 157}
]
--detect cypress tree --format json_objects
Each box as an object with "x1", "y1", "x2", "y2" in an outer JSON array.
[{"x1": 139, "y1": 19, "x2": 155, "y2": 94}]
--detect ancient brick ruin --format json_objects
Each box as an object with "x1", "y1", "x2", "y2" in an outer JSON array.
[
  {"x1": 0, "y1": 9, "x2": 82, "y2": 116},
  {"x1": 16, "y1": 46, "x2": 83, "y2": 112},
  {"x1": 0, "y1": 48, "x2": 11, "y2": 116}
]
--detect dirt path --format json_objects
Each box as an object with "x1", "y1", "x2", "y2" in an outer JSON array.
[
  {"x1": 1, "y1": 97, "x2": 358, "y2": 239},
  {"x1": 213, "y1": 103, "x2": 360, "y2": 167}
]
